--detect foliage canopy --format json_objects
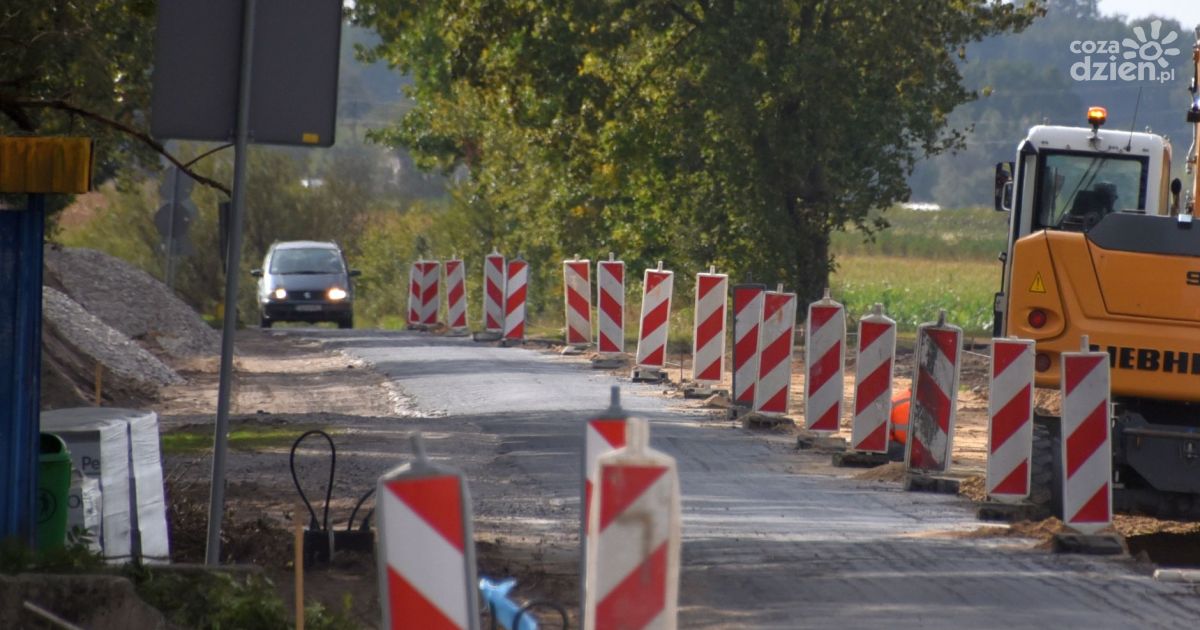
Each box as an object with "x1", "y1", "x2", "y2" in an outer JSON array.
[{"x1": 354, "y1": 0, "x2": 1040, "y2": 300}]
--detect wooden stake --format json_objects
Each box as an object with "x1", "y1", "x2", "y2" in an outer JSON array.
[{"x1": 294, "y1": 505, "x2": 305, "y2": 630}]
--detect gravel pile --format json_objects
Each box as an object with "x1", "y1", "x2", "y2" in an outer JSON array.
[
  {"x1": 44, "y1": 246, "x2": 220, "y2": 360},
  {"x1": 42, "y1": 287, "x2": 182, "y2": 403}
]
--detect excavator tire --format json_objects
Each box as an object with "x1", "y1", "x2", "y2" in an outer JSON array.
[{"x1": 1029, "y1": 414, "x2": 1063, "y2": 519}]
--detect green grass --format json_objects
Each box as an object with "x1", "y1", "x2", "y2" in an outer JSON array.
[
  {"x1": 831, "y1": 255, "x2": 999, "y2": 335},
  {"x1": 161, "y1": 424, "x2": 339, "y2": 456},
  {"x1": 831, "y1": 206, "x2": 1008, "y2": 261}
]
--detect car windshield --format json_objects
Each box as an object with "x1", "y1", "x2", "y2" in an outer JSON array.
[
  {"x1": 1036, "y1": 153, "x2": 1145, "y2": 229},
  {"x1": 269, "y1": 248, "x2": 344, "y2": 274}
]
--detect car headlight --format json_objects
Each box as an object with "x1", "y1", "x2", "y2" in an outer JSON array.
[
  {"x1": 273, "y1": 288, "x2": 287, "y2": 300},
  {"x1": 328, "y1": 287, "x2": 348, "y2": 301}
]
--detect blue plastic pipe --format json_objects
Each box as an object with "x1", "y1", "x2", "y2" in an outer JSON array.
[{"x1": 479, "y1": 578, "x2": 539, "y2": 630}]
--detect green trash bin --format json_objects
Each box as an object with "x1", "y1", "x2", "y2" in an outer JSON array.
[{"x1": 37, "y1": 432, "x2": 72, "y2": 551}]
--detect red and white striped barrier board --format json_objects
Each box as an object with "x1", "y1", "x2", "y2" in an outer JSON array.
[
  {"x1": 377, "y1": 437, "x2": 480, "y2": 630},
  {"x1": 407, "y1": 263, "x2": 420, "y2": 327},
  {"x1": 1061, "y1": 337, "x2": 1112, "y2": 533},
  {"x1": 692, "y1": 269, "x2": 728, "y2": 385},
  {"x1": 444, "y1": 259, "x2": 468, "y2": 333},
  {"x1": 483, "y1": 250, "x2": 506, "y2": 333},
  {"x1": 904, "y1": 311, "x2": 963, "y2": 473},
  {"x1": 804, "y1": 290, "x2": 845, "y2": 433},
  {"x1": 635, "y1": 263, "x2": 674, "y2": 369},
  {"x1": 732, "y1": 284, "x2": 766, "y2": 407},
  {"x1": 987, "y1": 338, "x2": 1035, "y2": 501},
  {"x1": 503, "y1": 258, "x2": 528, "y2": 341},
  {"x1": 580, "y1": 386, "x2": 629, "y2": 604},
  {"x1": 584, "y1": 417, "x2": 681, "y2": 630},
  {"x1": 850, "y1": 304, "x2": 896, "y2": 453},
  {"x1": 563, "y1": 258, "x2": 592, "y2": 346},
  {"x1": 596, "y1": 256, "x2": 626, "y2": 355},
  {"x1": 753, "y1": 287, "x2": 797, "y2": 415},
  {"x1": 414, "y1": 260, "x2": 441, "y2": 326}
]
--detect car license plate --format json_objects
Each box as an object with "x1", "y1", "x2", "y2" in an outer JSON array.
[{"x1": 295, "y1": 305, "x2": 322, "y2": 312}]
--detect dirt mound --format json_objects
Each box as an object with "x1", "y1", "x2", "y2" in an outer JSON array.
[
  {"x1": 0, "y1": 574, "x2": 170, "y2": 630},
  {"x1": 42, "y1": 287, "x2": 182, "y2": 405},
  {"x1": 854, "y1": 461, "x2": 907, "y2": 481},
  {"x1": 45, "y1": 246, "x2": 220, "y2": 360}
]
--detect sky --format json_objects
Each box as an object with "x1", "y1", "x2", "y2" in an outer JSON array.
[{"x1": 1098, "y1": 0, "x2": 1200, "y2": 30}]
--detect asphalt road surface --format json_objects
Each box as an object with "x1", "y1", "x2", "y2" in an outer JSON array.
[{"x1": 314, "y1": 329, "x2": 1200, "y2": 629}]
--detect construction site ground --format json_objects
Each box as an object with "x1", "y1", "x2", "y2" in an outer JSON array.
[{"x1": 156, "y1": 328, "x2": 1200, "y2": 629}]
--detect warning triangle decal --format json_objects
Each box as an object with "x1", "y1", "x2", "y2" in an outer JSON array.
[{"x1": 1029, "y1": 273, "x2": 1046, "y2": 293}]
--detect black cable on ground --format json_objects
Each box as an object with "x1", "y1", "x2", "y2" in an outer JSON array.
[{"x1": 289, "y1": 429, "x2": 336, "y2": 531}]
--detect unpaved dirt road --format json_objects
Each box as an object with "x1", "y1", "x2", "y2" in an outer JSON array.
[{"x1": 309, "y1": 329, "x2": 1200, "y2": 629}]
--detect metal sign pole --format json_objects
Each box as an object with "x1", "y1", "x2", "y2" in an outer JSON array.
[
  {"x1": 165, "y1": 167, "x2": 179, "y2": 289},
  {"x1": 205, "y1": 0, "x2": 256, "y2": 566}
]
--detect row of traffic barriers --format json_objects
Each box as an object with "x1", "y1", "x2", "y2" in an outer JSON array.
[{"x1": 376, "y1": 387, "x2": 680, "y2": 629}]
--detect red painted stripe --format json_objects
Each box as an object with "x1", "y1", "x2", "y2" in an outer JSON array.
[
  {"x1": 387, "y1": 567, "x2": 461, "y2": 629},
  {"x1": 909, "y1": 435, "x2": 937, "y2": 470},
  {"x1": 991, "y1": 459, "x2": 1029, "y2": 496},
  {"x1": 733, "y1": 287, "x2": 763, "y2": 314},
  {"x1": 640, "y1": 300, "x2": 669, "y2": 340},
  {"x1": 1066, "y1": 401, "x2": 1108, "y2": 478},
  {"x1": 856, "y1": 420, "x2": 888, "y2": 452},
  {"x1": 568, "y1": 286, "x2": 590, "y2": 320},
  {"x1": 598, "y1": 465, "x2": 667, "y2": 531},
  {"x1": 810, "y1": 304, "x2": 838, "y2": 329},
  {"x1": 445, "y1": 260, "x2": 461, "y2": 275},
  {"x1": 645, "y1": 270, "x2": 671, "y2": 292},
  {"x1": 592, "y1": 419, "x2": 628, "y2": 450},
  {"x1": 757, "y1": 331, "x2": 791, "y2": 379},
  {"x1": 385, "y1": 476, "x2": 464, "y2": 553},
  {"x1": 487, "y1": 255, "x2": 504, "y2": 271},
  {"x1": 759, "y1": 386, "x2": 788, "y2": 413},
  {"x1": 991, "y1": 340, "x2": 1027, "y2": 378},
  {"x1": 566, "y1": 261, "x2": 589, "y2": 281},
  {"x1": 599, "y1": 287, "x2": 623, "y2": 324},
  {"x1": 507, "y1": 261, "x2": 527, "y2": 280},
  {"x1": 854, "y1": 360, "x2": 891, "y2": 415},
  {"x1": 734, "y1": 324, "x2": 759, "y2": 364},
  {"x1": 990, "y1": 384, "x2": 1031, "y2": 453},
  {"x1": 596, "y1": 541, "x2": 668, "y2": 629},
  {"x1": 736, "y1": 383, "x2": 755, "y2": 405},
  {"x1": 697, "y1": 274, "x2": 724, "y2": 299},
  {"x1": 807, "y1": 343, "x2": 841, "y2": 391},
  {"x1": 927, "y1": 328, "x2": 959, "y2": 364},
  {"x1": 584, "y1": 480, "x2": 593, "y2": 528},
  {"x1": 601, "y1": 262, "x2": 623, "y2": 284},
  {"x1": 642, "y1": 345, "x2": 664, "y2": 367},
  {"x1": 598, "y1": 333, "x2": 620, "y2": 353},
  {"x1": 1070, "y1": 484, "x2": 1110, "y2": 523},
  {"x1": 916, "y1": 366, "x2": 952, "y2": 433},
  {"x1": 694, "y1": 307, "x2": 724, "y2": 347},
  {"x1": 420, "y1": 281, "x2": 438, "y2": 305},
  {"x1": 409, "y1": 308, "x2": 419, "y2": 323},
  {"x1": 447, "y1": 282, "x2": 464, "y2": 307},
  {"x1": 450, "y1": 312, "x2": 466, "y2": 328},
  {"x1": 696, "y1": 360, "x2": 721, "y2": 381},
  {"x1": 505, "y1": 284, "x2": 527, "y2": 316},
  {"x1": 762, "y1": 293, "x2": 789, "y2": 320},
  {"x1": 858, "y1": 321, "x2": 891, "y2": 352},
  {"x1": 811, "y1": 405, "x2": 838, "y2": 432},
  {"x1": 1064, "y1": 355, "x2": 1105, "y2": 397},
  {"x1": 486, "y1": 280, "x2": 504, "y2": 307},
  {"x1": 506, "y1": 321, "x2": 525, "y2": 339},
  {"x1": 486, "y1": 313, "x2": 500, "y2": 329}
]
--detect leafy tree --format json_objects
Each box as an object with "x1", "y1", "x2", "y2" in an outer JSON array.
[{"x1": 353, "y1": 0, "x2": 1040, "y2": 303}]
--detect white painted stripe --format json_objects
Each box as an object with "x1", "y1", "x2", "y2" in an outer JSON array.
[
  {"x1": 593, "y1": 471, "x2": 674, "y2": 599},
  {"x1": 990, "y1": 345, "x2": 1034, "y2": 410},
  {"x1": 382, "y1": 487, "x2": 469, "y2": 628},
  {"x1": 585, "y1": 423, "x2": 622, "y2": 485},
  {"x1": 1063, "y1": 447, "x2": 1110, "y2": 526},
  {"x1": 597, "y1": 262, "x2": 624, "y2": 351},
  {"x1": 504, "y1": 266, "x2": 528, "y2": 338},
  {"x1": 484, "y1": 255, "x2": 505, "y2": 332},
  {"x1": 986, "y1": 341, "x2": 1034, "y2": 499},
  {"x1": 733, "y1": 291, "x2": 764, "y2": 401},
  {"x1": 636, "y1": 272, "x2": 673, "y2": 366},
  {"x1": 692, "y1": 274, "x2": 727, "y2": 384}
]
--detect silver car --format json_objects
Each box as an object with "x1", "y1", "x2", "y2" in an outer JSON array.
[{"x1": 251, "y1": 241, "x2": 360, "y2": 328}]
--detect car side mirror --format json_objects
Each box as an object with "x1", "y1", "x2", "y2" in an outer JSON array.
[
  {"x1": 349, "y1": 269, "x2": 362, "y2": 277},
  {"x1": 250, "y1": 269, "x2": 263, "y2": 277},
  {"x1": 994, "y1": 161, "x2": 1014, "y2": 212}
]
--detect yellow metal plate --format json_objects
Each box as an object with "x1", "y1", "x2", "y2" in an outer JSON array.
[{"x1": 0, "y1": 137, "x2": 94, "y2": 194}]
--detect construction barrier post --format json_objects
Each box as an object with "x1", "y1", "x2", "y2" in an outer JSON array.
[
  {"x1": 503, "y1": 257, "x2": 528, "y2": 344},
  {"x1": 690, "y1": 267, "x2": 728, "y2": 390},
  {"x1": 904, "y1": 310, "x2": 963, "y2": 474},
  {"x1": 580, "y1": 386, "x2": 630, "y2": 613},
  {"x1": 417, "y1": 260, "x2": 441, "y2": 327},
  {"x1": 444, "y1": 258, "x2": 469, "y2": 336},
  {"x1": 850, "y1": 304, "x2": 896, "y2": 453},
  {"x1": 731, "y1": 284, "x2": 766, "y2": 410},
  {"x1": 596, "y1": 254, "x2": 626, "y2": 356},
  {"x1": 804, "y1": 288, "x2": 846, "y2": 434},
  {"x1": 477, "y1": 249, "x2": 506, "y2": 341},
  {"x1": 564, "y1": 256, "x2": 593, "y2": 349},
  {"x1": 632, "y1": 262, "x2": 673, "y2": 382},
  {"x1": 376, "y1": 435, "x2": 480, "y2": 630},
  {"x1": 406, "y1": 262, "x2": 420, "y2": 329},
  {"x1": 753, "y1": 285, "x2": 797, "y2": 417},
  {"x1": 987, "y1": 338, "x2": 1035, "y2": 502},
  {"x1": 583, "y1": 417, "x2": 681, "y2": 630},
  {"x1": 1060, "y1": 335, "x2": 1113, "y2": 534}
]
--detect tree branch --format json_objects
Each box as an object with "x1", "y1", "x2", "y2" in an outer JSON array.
[
  {"x1": 7, "y1": 98, "x2": 231, "y2": 196},
  {"x1": 667, "y1": 1, "x2": 704, "y2": 27}
]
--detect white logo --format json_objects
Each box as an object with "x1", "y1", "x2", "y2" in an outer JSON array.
[{"x1": 1069, "y1": 20, "x2": 1180, "y2": 83}]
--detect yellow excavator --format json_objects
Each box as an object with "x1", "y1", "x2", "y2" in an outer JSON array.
[{"x1": 992, "y1": 30, "x2": 1200, "y2": 517}]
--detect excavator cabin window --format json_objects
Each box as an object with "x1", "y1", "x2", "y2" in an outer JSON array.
[{"x1": 1034, "y1": 151, "x2": 1147, "y2": 232}]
